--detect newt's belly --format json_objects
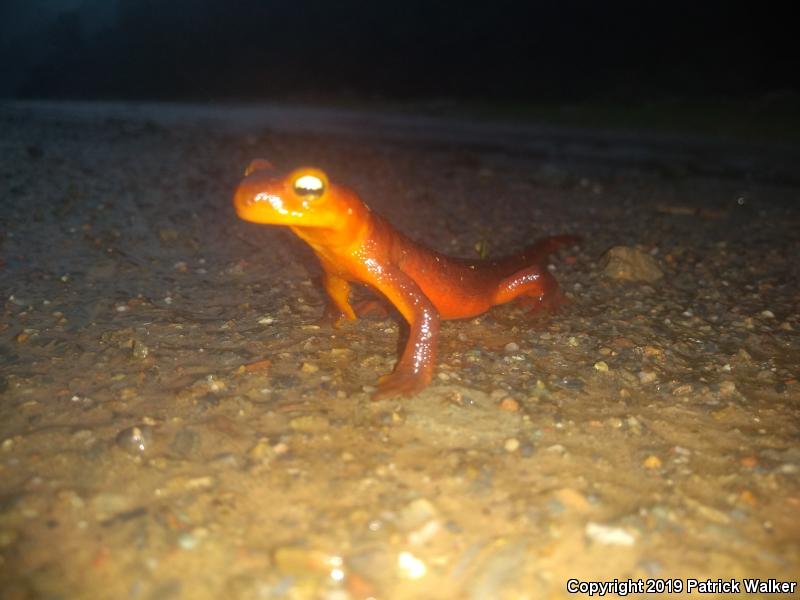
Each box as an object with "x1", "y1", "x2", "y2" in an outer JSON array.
[
  {"x1": 423, "y1": 287, "x2": 494, "y2": 320},
  {"x1": 401, "y1": 263, "x2": 498, "y2": 320}
]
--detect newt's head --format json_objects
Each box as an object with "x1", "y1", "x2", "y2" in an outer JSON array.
[{"x1": 234, "y1": 160, "x2": 349, "y2": 228}]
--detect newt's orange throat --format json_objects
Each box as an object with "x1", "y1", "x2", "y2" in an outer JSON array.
[{"x1": 234, "y1": 160, "x2": 578, "y2": 399}]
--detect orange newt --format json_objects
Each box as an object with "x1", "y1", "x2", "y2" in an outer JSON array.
[{"x1": 233, "y1": 160, "x2": 578, "y2": 398}]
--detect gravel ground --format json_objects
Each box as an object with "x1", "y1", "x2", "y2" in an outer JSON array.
[{"x1": 0, "y1": 103, "x2": 798, "y2": 599}]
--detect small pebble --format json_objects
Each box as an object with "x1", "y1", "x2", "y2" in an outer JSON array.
[
  {"x1": 585, "y1": 522, "x2": 636, "y2": 546},
  {"x1": 397, "y1": 551, "x2": 427, "y2": 580},
  {"x1": 115, "y1": 425, "x2": 154, "y2": 455},
  {"x1": 171, "y1": 429, "x2": 201, "y2": 458},
  {"x1": 738, "y1": 489, "x2": 758, "y2": 507},
  {"x1": 248, "y1": 438, "x2": 273, "y2": 460},
  {"x1": 177, "y1": 532, "x2": 198, "y2": 550},
  {"x1": 554, "y1": 488, "x2": 591, "y2": 513},
  {"x1": 498, "y1": 397, "x2": 520, "y2": 411},
  {"x1": 559, "y1": 377, "x2": 585, "y2": 391},
  {"x1": 242, "y1": 358, "x2": 272, "y2": 373},
  {"x1": 638, "y1": 370, "x2": 657, "y2": 384},
  {"x1": 519, "y1": 443, "x2": 535, "y2": 457},
  {"x1": 643, "y1": 455, "x2": 662, "y2": 469},
  {"x1": 594, "y1": 360, "x2": 609, "y2": 372},
  {"x1": 273, "y1": 442, "x2": 290, "y2": 455},
  {"x1": 740, "y1": 456, "x2": 758, "y2": 468},
  {"x1": 625, "y1": 417, "x2": 642, "y2": 433},
  {"x1": 131, "y1": 340, "x2": 149, "y2": 359},
  {"x1": 504, "y1": 438, "x2": 520, "y2": 452},
  {"x1": 643, "y1": 345, "x2": 663, "y2": 358},
  {"x1": 757, "y1": 370, "x2": 775, "y2": 382},
  {"x1": 289, "y1": 414, "x2": 329, "y2": 433},
  {"x1": 398, "y1": 498, "x2": 438, "y2": 529}
]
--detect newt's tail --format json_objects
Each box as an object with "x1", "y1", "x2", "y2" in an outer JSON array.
[
  {"x1": 490, "y1": 234, "x2": 580, "y2": 275},
  {"x1": 522, "y1": 234, "x2": 581, "y2": 259}
]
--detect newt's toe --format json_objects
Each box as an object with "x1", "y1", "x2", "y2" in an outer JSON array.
[{"x1": 373, "y1": 370, "x2": 428, "y2": 400}]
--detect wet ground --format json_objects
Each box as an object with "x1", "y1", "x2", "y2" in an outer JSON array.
[{"x1": 0, "y1": 102, "x2": 798, "y2": 599}]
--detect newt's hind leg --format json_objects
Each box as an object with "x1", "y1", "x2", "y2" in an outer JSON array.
[{"x1": 494, "y1": 265, "x2": 566, "y2": 314}]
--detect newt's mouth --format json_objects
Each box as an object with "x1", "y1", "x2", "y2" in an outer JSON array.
[
  {"x1": 250, "y1": 192, "x2": 289, "y2": 214},
  {"x1": 234, "y1": 188, "x2": 310, "y2": 224}
]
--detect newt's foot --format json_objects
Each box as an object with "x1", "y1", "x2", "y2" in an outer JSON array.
[
  {"x1": 320, "y1": 300, "x2": 388, "y2": 329},
  {"x1": 317, "y1": 307, "x2": 351, "y2": 329},
  {"x1": 353, "y1": 299, "x2": 390, "y2": 319},
  {"x1": 518, "y1": 288, "x2": 568, "y2": 316},
  {"x1": 373, "y1": 369, "x2": 430, "y2": 400}
]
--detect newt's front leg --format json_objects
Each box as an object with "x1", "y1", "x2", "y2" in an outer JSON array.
[
  {"x1": 369, "y1": 266, "x2": 440, "y2": 399},
  {"x1": 321, "y1": 273, "x2": 391, "y2": 328},
  {"x1": 322, "y1": 272, "x2": 356, "y2": 327}
]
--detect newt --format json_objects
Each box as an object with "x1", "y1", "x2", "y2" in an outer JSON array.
[{"x1": 233, "y1": 159, "x2": 578, "y2": 398}]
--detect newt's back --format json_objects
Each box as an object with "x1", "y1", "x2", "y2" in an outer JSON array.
[{"x1": 372, "y1": 215, "x2": 573, "y2": 319}]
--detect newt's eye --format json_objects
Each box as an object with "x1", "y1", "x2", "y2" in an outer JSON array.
[{"x1": 293, "y1": 174, "x2": 325, "y2": 198}]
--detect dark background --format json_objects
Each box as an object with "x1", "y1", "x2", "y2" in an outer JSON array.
[{"x1": 1, "y1": 0, "x2": 797, "y2": 109}]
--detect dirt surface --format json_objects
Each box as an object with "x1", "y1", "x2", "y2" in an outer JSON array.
[{"x1": 0, "y1": 103, "x2": 798, "y2": 599}]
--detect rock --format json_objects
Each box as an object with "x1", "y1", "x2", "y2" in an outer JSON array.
[{"x1": 601, "y1": 246, "x2": 663, "y2": 282}]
